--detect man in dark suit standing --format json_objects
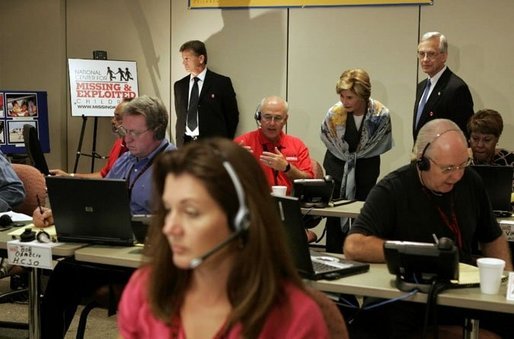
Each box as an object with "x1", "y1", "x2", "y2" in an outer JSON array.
[
  {"x1": 413, "y1": 32, "x2": 474, "y2": 141},
  {"x1": 174, "y1": 40, "x2": 239, "y2": 146}
]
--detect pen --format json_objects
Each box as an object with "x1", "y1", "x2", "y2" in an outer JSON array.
[{"x1": 36, "y1": 194, "x2": 44, "y2": 214}]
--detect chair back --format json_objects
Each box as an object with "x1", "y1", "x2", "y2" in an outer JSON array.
[
  {"x1": 307, "y1": 287, "x2": 349, "y2": 339},
  {"x1": 23, "y1": 124, "x2": 50, "y2": 175},
  {"x1": 12, "y1": 163, "x2": 47, "y2": 216}
]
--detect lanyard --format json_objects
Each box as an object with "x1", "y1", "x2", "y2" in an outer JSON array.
[
  {"x1": 126, "y1": 143, "x2": 168, "y2": 197},
  {"x1": 423, "y1": 189, "x2": 463, "y2": 248}
]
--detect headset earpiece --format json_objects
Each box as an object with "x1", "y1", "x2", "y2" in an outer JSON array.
[
  {"x1": 416, "y1": 152, "x2": 431, "y2": 171},
  {"x1": 37, "y1": 230, "x2": 52, "y2": 243},
  {"x1": 416, "y1": 129, "x2": 461, "y2": 172},
  {"x1": 221, "y1": 161, "x2": 250, "y2": 233},
  {"x1": 254, "y1": 100, "x2": 263, "y2": 124}
]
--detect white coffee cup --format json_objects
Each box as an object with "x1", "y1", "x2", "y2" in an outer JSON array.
[
  {"x1": 271, "y1": 185, "x2": 287, "y2": 197},
  {"x1": 477, "y1": 257, "x2": 505, "y2": 294}
]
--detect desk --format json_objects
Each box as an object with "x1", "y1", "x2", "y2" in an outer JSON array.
[
  {"x1": 310, "y1": 263, "x2": 514, "y2": 314},
  {"x1": 0, "y1": 227, "x2": 86, "y2": 339},
  {"x1": 74, "y1": 245, "x2": 143, "y2": 268},
  {"x1": 301, "y1": 200, "x2": 364, "y2": 219}
]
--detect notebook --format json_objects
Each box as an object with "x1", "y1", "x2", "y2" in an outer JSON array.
[
  {"x1": 272, "y1": 195, "x2": 369, "y2": 280},
  {"x1": 471, "y1": 165, "x2": 513, "y2": 214},
  {"x1": 46, "y1": 176, "x2": 135, "y2": 246}
]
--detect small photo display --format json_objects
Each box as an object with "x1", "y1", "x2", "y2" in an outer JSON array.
[{"x1": 6, "y1": 93, "x2": 38, "y2": 118}]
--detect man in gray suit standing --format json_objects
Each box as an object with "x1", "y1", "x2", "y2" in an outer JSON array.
[
  {"x1": 413, "y1": 32, "x2": 474, "y2": 142},
  {"x1": 174, "y1": 40, "x2": 239, "y2": 146}
]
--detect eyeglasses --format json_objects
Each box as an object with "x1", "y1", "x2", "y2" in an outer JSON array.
[
  {"x1": 428, "y1": 157, "x2": 472, "y2": 174},
  {"x1": 118, "y1": 126, "x2": 150, "y2": 138},
  {"x1": 261, "y1": 114, "x2": 285, "y2": 123},
  {"x1": 417, "y1": 51, "x2": 441, "y2": 60}
]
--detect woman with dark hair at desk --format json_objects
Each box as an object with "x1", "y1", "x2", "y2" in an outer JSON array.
[
  {"x1": 117, "y1": 139, "x2": 340, "y2": 338},
  {"x1": 468, "y1": 109, "x2": 514, "y2": 190},
  {"x1": 320, "y1": 68, "x2": 392, "y2": 253}
]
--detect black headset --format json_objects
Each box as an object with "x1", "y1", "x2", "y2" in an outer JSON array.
[
  {"x1": 416, "y1": 129, "x2": 460, "y2": 171},
  {"x1": 254, "y1": 101, "x2": 262, "y2": 122},
  {"x1": 416, "y1": 142, "x2": 432, "y2": 171}
]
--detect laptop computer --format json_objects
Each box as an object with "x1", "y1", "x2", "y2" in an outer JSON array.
[
  {"x1": 46, "y1": 176, "x2": 135, "y2": 246},
  {"x1": 272, "y1": 195, "x2": 369, "y2": 280},
  {"x1": 471, "y1": 165, "x2": 513, "y2": 215}
]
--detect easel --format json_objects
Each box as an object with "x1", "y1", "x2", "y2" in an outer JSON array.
[{"x1": 73, "y1": 115, "x2": 107, "y2": 173}]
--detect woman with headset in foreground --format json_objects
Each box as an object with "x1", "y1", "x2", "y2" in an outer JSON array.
[{"x1": 117, "y1": 138, "x2": 343, "y2": 338}]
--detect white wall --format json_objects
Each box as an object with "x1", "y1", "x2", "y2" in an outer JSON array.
[{"x1": 1, "y1": 0, "x2": 513, "y2": 176}]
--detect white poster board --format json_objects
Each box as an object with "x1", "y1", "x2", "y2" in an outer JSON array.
[{"x1": 68, "y1": 59, "x2": 138, "y2": 117}]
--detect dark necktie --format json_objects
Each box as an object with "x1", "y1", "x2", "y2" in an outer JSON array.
[
  {"x1": 415, "y1": 79, "x2": 431, "y2": 128},
  {"x1": 187, "y1": 77, "x2": 200, "y2": 130}
]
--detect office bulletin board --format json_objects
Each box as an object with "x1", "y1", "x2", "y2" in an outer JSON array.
[
  {"x1": 0, "y1": 90, "x2": 50, "y2": 154},
  {"x1": 190, "y1": 0, "x2": 432, "y2": 8}
]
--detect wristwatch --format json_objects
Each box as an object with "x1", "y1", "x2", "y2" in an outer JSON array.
[{"x1": 283, "y1": 163, "x2": 291, "y2": 173}]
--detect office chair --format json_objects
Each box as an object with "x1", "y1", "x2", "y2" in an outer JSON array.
[
  {"x1": 11, "y1": 163, "x2": 47, "y2": 216},
  {"x1": 307, "y1": 287, "x2": 349, "y2": 339},
  {"x1": 75, "y1": 272, "x2": 126, "y2": 339},
  {"x1": 22, "y1": 124, "x2": 50, "y2": 176}
]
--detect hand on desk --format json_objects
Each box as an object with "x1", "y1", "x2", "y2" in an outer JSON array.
[{"x1": 32, "y1": 206, "x2": 54, "y2": 228}]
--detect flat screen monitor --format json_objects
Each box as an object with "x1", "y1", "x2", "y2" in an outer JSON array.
[
  {"x1": 384, "y1": 239, "x2": 459, "y2": 292},
  {"x1": 292, "y1": 177, "x2": 334, "y2": 208}
]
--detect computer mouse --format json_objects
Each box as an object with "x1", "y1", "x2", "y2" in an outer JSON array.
[{"x1": 437, "y1": 237, "x2": 454, "y2": 250}]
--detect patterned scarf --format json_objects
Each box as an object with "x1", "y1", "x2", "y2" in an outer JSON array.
[{"x1": 320, "y1": 98, "x2": 393, "y2": 201}]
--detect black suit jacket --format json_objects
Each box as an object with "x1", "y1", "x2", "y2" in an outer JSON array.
[
  {"x1": 174, "y1": 69, "x2": 239, "y2": 146},
  {"x1": 412, "y1": 67, "x2": 474, "y2": 141}
]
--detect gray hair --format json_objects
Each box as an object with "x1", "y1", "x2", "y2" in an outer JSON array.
[
  {"x1": 258, "y1": 96, "x2": 289, "y2": 115},
  {"x1": 420, "y1": 32, "x2": 448, "y2": 54},
  {"x1": 412, "y1": 119, "x2": 464, "y2": 161},
  {"x1": 123, "y1": 95, "x2": 169, "y2": 140}
]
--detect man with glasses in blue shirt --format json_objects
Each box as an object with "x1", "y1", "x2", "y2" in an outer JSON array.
[
  {"x1": 413, "y1": 32, "x2": 474, "y2": 142},
  {"x1": 235, "y1": 96, "x2": 314, "y2": 195},
  {"x1": 344, "y1": 119, "x2": 511, "y2": 338},
  {"x1": 40, "y1": 95, "x2": 176, "y2": 339}
]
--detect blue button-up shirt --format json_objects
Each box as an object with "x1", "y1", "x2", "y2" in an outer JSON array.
[
  {"x1": 106, "y1": 139, "x2": 176, "y2": 214},
  {"x1": 0, "y1": 152, "x2": 25, "y2": 212}
]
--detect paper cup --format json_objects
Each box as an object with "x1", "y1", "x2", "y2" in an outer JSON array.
[
  {"x1": 271, "y1": 185, "x2": 287, "y2": 197},
  {"x1": 477, "y1": 258, "x2": 505, "y2": 295}
]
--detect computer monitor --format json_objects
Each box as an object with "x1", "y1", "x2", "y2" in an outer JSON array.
[
  {"x1": 384, "y1": 239, "x2": 459, "y2": 292},
  {"x1": 292, "y1": 176, "x2": 335, "y2": 208},
  {"x1": 471, "y1": 165, "x2": 513, "y2": 213}
]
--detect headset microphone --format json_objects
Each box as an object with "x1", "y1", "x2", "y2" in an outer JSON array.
[
  {"x1": 188, "y1": 156, "x2": 250, "y2": 269},
  {"x1": 189, "y1": 228, "x2": 244, "y2": 269}
]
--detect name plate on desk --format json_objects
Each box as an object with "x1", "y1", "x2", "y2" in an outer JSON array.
[{"x1": 6, "y1": 240, "x2": 60, "y2": 269}]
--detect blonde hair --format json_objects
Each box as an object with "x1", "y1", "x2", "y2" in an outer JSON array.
[{"x1": 336, "y1": 68, "x2": 371, "y2": 102}]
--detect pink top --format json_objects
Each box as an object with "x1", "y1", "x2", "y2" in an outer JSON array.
[
  {"x1": 100, "y1": 138, "x2": 127, "y2": 177},
  {"x1": 118, "y1": 268, "x2": 329, "y2": 338}
]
